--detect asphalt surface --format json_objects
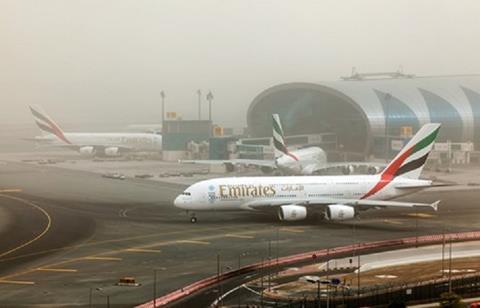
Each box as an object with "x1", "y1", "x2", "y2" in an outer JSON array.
[{"x1": 0, "y1": 159, "x2": 480, "y2": 307}]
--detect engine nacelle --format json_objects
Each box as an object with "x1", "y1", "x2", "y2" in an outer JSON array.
[
  {"x1": 278, "y1": 205, "x2": 307, "y2": 221},
  {"x1": 325, "y1": 204, "x2": 355, "y2": 221},
  {"x1": 79, "y1": 146, "x2": 95, "y2": 156},
  {"x1": 342, "y1": 165, "x2": 354, "y2": 175},
  {"x1": 260, "y1": 166, "x2": 274, "y2": 174},
  {"x1": 104, "y1": 147, "x2": 120, "y2": 157}
]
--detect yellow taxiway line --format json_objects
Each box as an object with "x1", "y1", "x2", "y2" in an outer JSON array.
[
  {"x1": 383, "y1": 219, "x2": 404, "y2": 225},
  {"x1": 0, "y1": 195, "x2": 51, "y2": 259},
  {"x1": 225, "y1": 234, "x2": 255, "y2": 239},
  {"x1": 125, "y1": 248, "x2": 162, "y2": 253},
  {"x1": 0, "y1": 280, "x2": 35, "y2": 285},
  {"x1": 407, "y1": 213, "x2": 435, "y2": 218},
  {"x1": 280, "y1": 227, "x2": 304, "y2": 233},
  {"x1": 0, "y1": 189, "x2": 22, "y2": 193},
  {"x1": 83, "y1": 256, "x2": 122, "y2": 261},
  {"x1": 176, "y1": 240, "x2": 210, "y2": 245},
  {"x1": 36, "y1": 268, "x2": 78, "y2": 273},
  {"x1": 0, "y1": 226, "x2": 273, "y2": 283}
]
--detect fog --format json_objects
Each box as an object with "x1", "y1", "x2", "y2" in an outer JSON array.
[{"x1": 2, "y1": 0, "x2": 480, "y2": 129}]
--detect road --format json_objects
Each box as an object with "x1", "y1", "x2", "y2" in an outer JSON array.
[{"x1": 0, "y1": 160, "x2": 480, "y2": 307}]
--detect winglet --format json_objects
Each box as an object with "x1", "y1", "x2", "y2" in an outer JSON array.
[{"x1": 430, "y1": 200, "x2": 441, "y2": 211}]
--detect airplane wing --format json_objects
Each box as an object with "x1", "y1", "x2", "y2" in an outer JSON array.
[
  {"x1": 245, "y1": 197, "x2": 440, "y2": 211},
  {"x1": 179, "y1": 159, "x2": 276, "y2": 168},
  {"x1": 33, "y1": 143, "x2": 136, "y2": 155},
  {"x1": 311, "y1": 162, "x2": 387, "y2": 174},
  {"x1": 394, "y1": 181, "x2": 456, "y2": 189}
]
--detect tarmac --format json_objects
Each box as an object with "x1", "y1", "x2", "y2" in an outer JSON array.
[{"x1": 0, "y1": 150, "x2": 480, "y2": 307}]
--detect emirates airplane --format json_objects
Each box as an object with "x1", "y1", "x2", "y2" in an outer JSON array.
[
  {"x1": 175, "y1": 123, "x2": 441, "y2": 223},
  {"x1": 28, "y1": 105, "x2": 162, "y2": 157},
  {"x1": 181, "y1": 114, "x2": 384, "y2": 175}
]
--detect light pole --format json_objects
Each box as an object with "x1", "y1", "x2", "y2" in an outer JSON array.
[
  {"x1": 276, "y1": 228, "x2": 279, "y2": 274},
  {"x1": 326, "y1": 249, "x2": 330, "y2": 308},
  {"x1": 268, "y1": 239, "x2": 272, "y2": 291},
  {"x1": 448, "y1": 236, "x2": 453, "y2": 293},
  {"x1": 415, "y1": 208, "x2": 419, "y2": 248},
  {"x1": 197, "y1": 89, "x2": 202, "y2": 120},
  {"x1": 153, "y1": 269, "x2": 157, "y2": 308},
  {"x1": 442, "y1": 228, "x2": 446, "y2": 277},
  {"x1": 238, "y1": 252, "x2": 249, "y2": 269},
  {"x1": 95, "y1": 288, "x2": 110, "y2": 308},
  {"x1": 160, "y1": 91, "x2": 165, "y2": 130},
  {"x1": 357, "y1": 254, "x2": 361, "y2": 306},
  {"x1": 217, "y1": 253, "x2": 220, "y2": 283},
  {"x1": 219, "y1": 265, "x2": 231, "y2": 307},
  {"x1": 206, "y1": 91, "x2": 214, "y2": 122}
]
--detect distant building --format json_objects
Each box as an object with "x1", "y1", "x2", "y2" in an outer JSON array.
[{"x1": 247, "y1": 74, "x2": 480, "y2": 158}]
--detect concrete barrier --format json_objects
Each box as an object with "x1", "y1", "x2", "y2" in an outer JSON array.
[{"x1": 136, "y1": 231, "x2": 480, "y2": 308}]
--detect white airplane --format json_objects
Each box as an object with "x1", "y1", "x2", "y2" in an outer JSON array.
[
  {"x1": 28, "y1": 105, "x2": 162, "y2": 157},
  {"x1": 181, "y1": 114, "x2": 383, "y2": 175},
  {"x1": 174, "y1": 123, "x2": 441, "y2": 223}
]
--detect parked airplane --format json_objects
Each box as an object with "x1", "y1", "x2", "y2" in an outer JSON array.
[
  {"x1": 181, "y1": 114, "x2": 383, "y2": 175},
  {"x1": 28, "y1": 105, "x2": 162, "y2": 157},
  {"x1": 174, "y1": 123, "x2": 441, "y2": 223}
]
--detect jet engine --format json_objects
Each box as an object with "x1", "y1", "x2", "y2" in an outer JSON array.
[
  {"x1": 260, "y1": 166, "x2": 274, "y2": 174},
  {"x1": 104, "y1": 147, "x2": 120, "y2": 157},
  {"x1": 79, "y1": 146, "x2": 96, "y2": 156},
  {"x1": 278, "y1": 205, "x2": 307, "y2": 221},
  {"x1": 325, "y1": 204, "x2": 355, "y2": 221}
]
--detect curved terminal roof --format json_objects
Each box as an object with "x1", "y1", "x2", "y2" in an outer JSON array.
[{"x1": 247, "y1": 75, "x2": 480, "y2": 154}]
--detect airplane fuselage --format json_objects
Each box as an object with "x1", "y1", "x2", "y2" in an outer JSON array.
[
  {"x1": 35, "y1": 132, "x2": 163, "y2": 152},
  {"x1": 276, "y1": 147, "x2": 327, "y2": 175},
  {"x1": 174, "y1": 175, "x2": 430, "y2": 212}
]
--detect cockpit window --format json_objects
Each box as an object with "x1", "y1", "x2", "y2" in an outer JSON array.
[{"x1": 181, "y1": 192, "x2": 191, "y2": 196}]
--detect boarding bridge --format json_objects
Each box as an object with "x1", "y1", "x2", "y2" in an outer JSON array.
[{"x1": 430, "y1": 142, "x2": 474, "y2": 165}]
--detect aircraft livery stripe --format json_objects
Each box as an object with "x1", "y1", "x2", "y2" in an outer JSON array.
[
  {"x1": 30, "y1": 108, "x2": 72, "y2": 145},
  {"x1": 273, "y1": 138, "x2": 289, "y2": 155},
  {"x1": 30, "y1": 107, "x2": 51, "y2": 126},
  {"x1": 361, "y1": 128, "x2": 438, "y2": 199},
  {"x1": 272, "y1": 118, "x2": 284, "y2": 138},
  {"x1": 411, "y1": 127, "x2": 440, "y2": 155},
  {"x1": 361, "y1": 147, "x2": 413, "y2": 199},
  {"x1": 36, "y1": 122, "x2": 56, "y2": 135},
  {"x1": 394, "y1": 153, "x2": 429, "y2": 177}
]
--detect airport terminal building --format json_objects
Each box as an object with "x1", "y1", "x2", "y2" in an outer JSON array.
[{"x1": 246, "y1": 74, "x2": 480, "y2": 158}]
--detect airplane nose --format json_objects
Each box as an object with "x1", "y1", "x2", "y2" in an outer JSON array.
[{"x1": 174, "y1": 195, "x2": 183, "y2": 208}]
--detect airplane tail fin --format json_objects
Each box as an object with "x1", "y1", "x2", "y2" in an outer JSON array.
[
  {"x1": 381, "y1": 123, "x2": 441, "y2": 180},
  {"x1": 29, "y1": 105, "x2": 72, "y2": 144},
  {"x1": 272, "y1": 113, "x2": 299, "y2": 161}
]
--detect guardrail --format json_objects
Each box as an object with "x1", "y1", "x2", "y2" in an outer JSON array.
[{"x1": 136, "y1": 230, "x2": 480, "y2": 308}]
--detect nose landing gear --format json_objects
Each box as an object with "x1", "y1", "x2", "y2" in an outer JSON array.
[{"x1": 186, "y1": 211, "x2": 197, "y2": 223}]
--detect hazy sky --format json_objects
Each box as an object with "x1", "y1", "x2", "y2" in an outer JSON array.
[{"x1": 2, "y1": 0, "x2": 480, "y2": 128}]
